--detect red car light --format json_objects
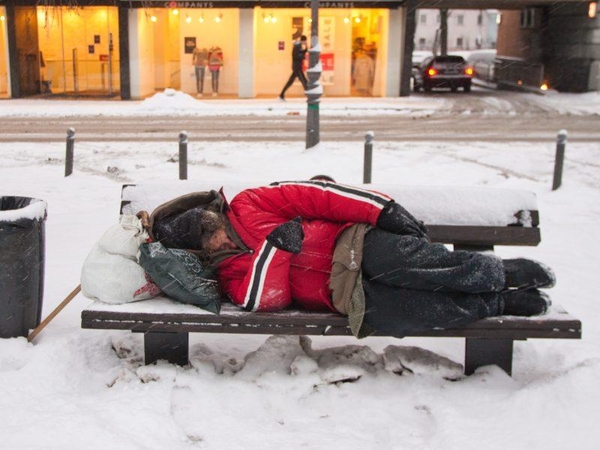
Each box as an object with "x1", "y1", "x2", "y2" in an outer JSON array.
[
  {"x1": 427, "y1": 68, "x2": 437, "y2": 76},
  {"x1": 465, "y1": 67, "x2": 474, "y2": 76}
]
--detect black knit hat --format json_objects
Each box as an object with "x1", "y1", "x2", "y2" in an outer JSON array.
[{"x1": 153, "y1": 206, "x2": 223, "y2": 251}]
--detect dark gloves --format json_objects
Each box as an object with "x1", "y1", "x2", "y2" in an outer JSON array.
[
  {"x1": 377, "y1": 201, "x2": 429, "y2": 239},
  {"x1": 267, "y1": 217, "x2": 304, "y2": 254}
]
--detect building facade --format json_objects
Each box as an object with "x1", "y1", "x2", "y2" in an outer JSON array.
[
  {"x1": 0, "y1": 0, "x2": 411, "y2": 99},
  {"x1": 414, "y1": 8, "x2": 498, "y2": 52},
  {"x1": 496, "y1": 4, "x2": 600, "y2": 92}
]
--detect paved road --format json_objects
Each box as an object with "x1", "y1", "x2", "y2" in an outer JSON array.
[{"x1": 1, "y1": 88, "x2": 598, "y2": 142}]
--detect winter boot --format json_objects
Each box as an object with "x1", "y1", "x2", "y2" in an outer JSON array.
[
  {"x1": 501, "y1": 288, "x2": 551, "y2": 317},
  {"x1": 503, "y1": 258, "x2": 556, "y2": 290}
]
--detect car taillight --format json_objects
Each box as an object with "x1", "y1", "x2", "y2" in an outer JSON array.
[
  {"x1": 427, "y1": 68, "x2": 437, "y2": 76},
  {"x1": 465, "y1": 67, "x2": 474, "y2": 76}
]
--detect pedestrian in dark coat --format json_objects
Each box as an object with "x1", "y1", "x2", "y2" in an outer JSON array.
[
  {"x1": 279, "y1": 35, "x2": 308, "y2": 101},
  {"x1": 145, "y1": 181, "x2": 554, "y2": 338}
]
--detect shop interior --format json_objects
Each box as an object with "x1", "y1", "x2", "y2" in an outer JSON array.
[
  {"x1": 1, "y1": 7, "x2": 8, "y2": 98},
  {"x1": 4, "y1": 5, "x2": 388, "y2": 99},
  {"x1": 35, "y1": 6, "x2": 120, "y2": 97}
]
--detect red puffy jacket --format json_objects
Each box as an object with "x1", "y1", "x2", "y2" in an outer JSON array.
[{"x1": 217, "y1": 181, "x2": 392, "y2": 312}]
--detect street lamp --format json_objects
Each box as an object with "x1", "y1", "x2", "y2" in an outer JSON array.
[{"x1": 305, "y1": 0, "x2": 322, "y2": 149}]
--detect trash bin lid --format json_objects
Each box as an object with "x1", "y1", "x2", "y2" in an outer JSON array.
[{"x1": 0, "y1": 197, "x2": 47, "y2": 223}]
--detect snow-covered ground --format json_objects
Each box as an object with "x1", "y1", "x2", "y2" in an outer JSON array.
[{"x1": 1, "y1": 92, "x2": 599, "y2": 449}]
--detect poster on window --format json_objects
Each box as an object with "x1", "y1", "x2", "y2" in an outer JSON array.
[
  {"x1": 292, "y1": 17, "x2": 304, "y2": 40},
  {"x1": 319, "y1": 17, "x2": 334, "y2": 85},
  {"x1": 184, "y1": 37, "x2": 196, "y2": 55}
]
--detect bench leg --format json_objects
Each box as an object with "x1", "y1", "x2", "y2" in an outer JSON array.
[
  {"x1": 143, "y1": 331, "x2": 189, "y2": 366},
  {"x1": 465, "y1": 338, "x2": 514, "y2": 376}
]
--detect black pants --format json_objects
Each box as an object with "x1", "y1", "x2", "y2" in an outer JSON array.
[
  {"x1": 361, "y1": 228, "x2": 504, "y2": 337},
  {"x1": 280, "y1": 68, "x2": 308, "y2": 97}
]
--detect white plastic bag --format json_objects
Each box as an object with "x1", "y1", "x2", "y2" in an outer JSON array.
[{"x1": 81, "y1": 215, "x2": 160, "y2": 304}]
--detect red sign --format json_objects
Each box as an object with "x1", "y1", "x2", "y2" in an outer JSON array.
[
  {"x1": 99, "y1": 54, "x2": 109, "y2": 62},
  {"x1": 320, "y1": 53, "x2": 334, "y2": 71},
  {"x1": 278, "y1": 41, "x2": 285, "y2": 51}
]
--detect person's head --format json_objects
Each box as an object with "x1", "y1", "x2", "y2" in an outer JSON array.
[
  {"x1": 153, "y1": 207, "x2": 236, "y2": 255},
  {"x1": 300, "y1": 35, "x2": 307, "y2": 43}
]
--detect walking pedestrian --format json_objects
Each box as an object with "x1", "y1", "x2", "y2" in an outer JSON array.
[{"x1": 279, "y1": 35, "x2": 308, "y2": 101}]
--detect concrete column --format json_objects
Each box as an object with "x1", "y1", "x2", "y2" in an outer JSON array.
[
  {"x1": 128, "y1": 9, "x2": 155, "y2": 99},
  {"x1": 440, "y1": 9, "x2": 448, "y2": 56},
  {"x1": 386, "y1": 8, "x2": 402, "y2": 97},
  {"x1": 118, "y1": 5, "x2": 130, "y2": 100},
  {"x1": 128, "y1": 10, "x2": 140, "y2": 99},
  {"x1": 400, "y1": 1, "x2": 416, "y2": 97},
  {"x1": 238, "y1": 8, "x2": 254, "y2": 98}
]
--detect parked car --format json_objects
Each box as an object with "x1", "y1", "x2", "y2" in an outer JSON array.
[
  {"x1": 412, "y1": 50, "x2": 434, "y2": 67},
  {"x1": 466, "y1": 50, "x2": 497, "y2": 83},
  {"x1": 413, "y1": 55, "x2": 473, "y2": 93}
]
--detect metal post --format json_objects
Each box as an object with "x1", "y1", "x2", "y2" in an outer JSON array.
[
  {"x1": 305, "y1": 0, "x2": 322, "y2": 150},
  {"x1": 363, "y1": 131, "x2": 374, "y2": 184},
  {"x1": 72, "y1": 48, "x2": 78, "y2": 94},
  {"x1": 108, "y1": 32, "x2": 114, "y2": 95},
  {"x1": 552, "y1": 129, "x2": 567, "y2": 191},
  {"x1": 179, "y1": 131, "x2": 188, "y2": 180},
  {"x1": 65, "y1": 128, "x2": 75, "y2": 177}
]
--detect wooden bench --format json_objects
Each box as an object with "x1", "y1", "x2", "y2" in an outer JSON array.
[{"x1": 81, "y1": 182, "x2": 582, "y2": 376}]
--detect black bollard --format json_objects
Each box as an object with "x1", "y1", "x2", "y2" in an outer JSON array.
[
  {"x1": 179, "y1": 131, "x2": 188, "y2": 180},
  {"x1": 363, "y1": 131, "x2": 374, "y2": 184},
  {"x1": 65, "y1": 128, "x2": 75, "y2": 177},
  {"x1": 552, "y1": 129, "x2": 567, "y2": 191}
]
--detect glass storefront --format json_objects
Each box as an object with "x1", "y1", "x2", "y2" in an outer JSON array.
[
  {"x1": 0, "y1": 7, "x2": 9, "y2": 97},
  {"x1": 255, "y1": 7, "x2": 387, "y2": 97},
  {"x1": 3, "y1": 3, "x2": 398, "y2": 99},
  {"x1": 36, "y1": 6, "x2": 120, "y2": 96},
  {"x1": 139, "y1": 6, "x2": 388, "y2": 98}
]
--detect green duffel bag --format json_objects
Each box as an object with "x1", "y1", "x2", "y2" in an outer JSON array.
[{"x1": 139, "y1": 242, "x2": 221, "y2": 314}]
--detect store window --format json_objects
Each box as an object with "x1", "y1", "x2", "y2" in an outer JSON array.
[
  {"x1": 520, "y1": 7, "x2": 536, "y2": 29},
  {"x1": 0, "y1": 7, "x2": 8, "y2": 97},
  {"x1": 254, "y1": 8, "x2": 388, "y2": 98},
  {"x1": 456, "y1": 37, "x2": 463, "y2": 48},
  {"x1": 36, "y1": 6, "x2": 120, "y2": 97}
]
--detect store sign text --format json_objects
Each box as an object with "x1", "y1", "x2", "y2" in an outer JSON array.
[
  {"x1": 304, "y1": 2, "x2": 354, "y2": 7},
  {"x1": 165, "y1": 1, "x2": 214, "y2": 8}
]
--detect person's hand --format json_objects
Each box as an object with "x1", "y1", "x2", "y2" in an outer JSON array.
[{"x1": 267, "y1": 217, "x2": 304, "y2": 254}]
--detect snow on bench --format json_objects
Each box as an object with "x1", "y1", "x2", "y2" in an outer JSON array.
[
  {"x1": 120, "y1": 181, "x2": 541, "y2": 248},
  {"x1": 120, "y1": 181, "x2": 538, "y2": 227},
  {"x1": 80, "y1": 181, "x2": 581, "y2": 376}
]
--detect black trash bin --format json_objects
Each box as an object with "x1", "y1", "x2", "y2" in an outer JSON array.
[{"x1": 0, "y1": 197, "x2": 47, "y2": 338}]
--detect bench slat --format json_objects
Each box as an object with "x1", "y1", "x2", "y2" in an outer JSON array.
[
  {"x1": 427, "y1": 225, "x2": 541, "y2": 246},
  {"x1": 81, "y1": 307, "x2": 581, "y2": 340}
]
